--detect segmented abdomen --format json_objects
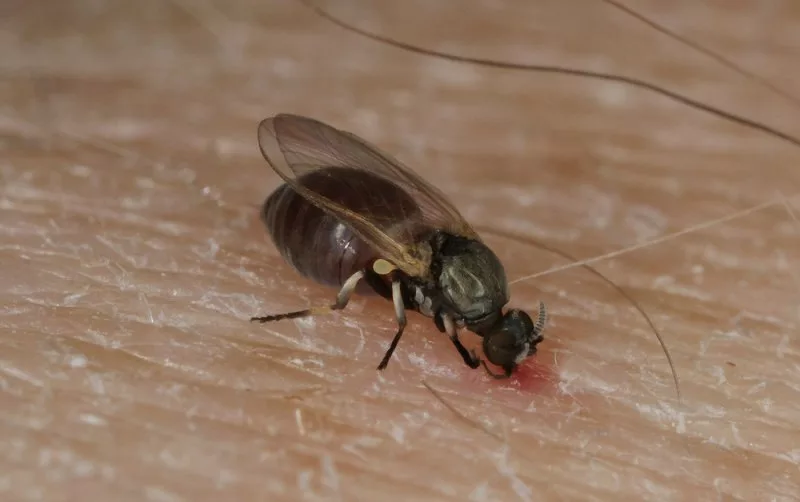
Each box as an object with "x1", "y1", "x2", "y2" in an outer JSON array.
[{"x1": 262, "y1": 167, "x2": 421, "y2": 292}]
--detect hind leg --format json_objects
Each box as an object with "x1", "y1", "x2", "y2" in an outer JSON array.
[{"x1": 250, "y1": 270, "x2": 364, "y2": 323}]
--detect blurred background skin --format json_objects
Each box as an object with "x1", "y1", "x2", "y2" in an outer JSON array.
[{"x1": 2, "y1": 0, "x2": 800, "y2": 500}]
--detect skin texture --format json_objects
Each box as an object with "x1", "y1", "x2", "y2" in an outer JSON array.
[{"x1": 2, "y1": 0, "x2": 800, "y2": 500}]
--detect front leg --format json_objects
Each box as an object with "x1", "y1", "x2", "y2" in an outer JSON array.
[
  {"x1": 441, "y1": 313, "x2": 480, "y2": 369},
  {"x1": 470, "y1": 350, "x2": 513, "y2": 379}
]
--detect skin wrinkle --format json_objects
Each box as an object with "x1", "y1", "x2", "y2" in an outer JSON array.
[{"x1": 2, "y1": 0, "x2": 800, "y2": 501}]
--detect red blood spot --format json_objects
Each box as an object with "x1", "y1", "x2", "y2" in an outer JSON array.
[{"x1": 484, "y1": 340, "x2": 563, "y2": 395}]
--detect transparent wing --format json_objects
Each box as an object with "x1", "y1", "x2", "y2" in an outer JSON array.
[{"x1": 257, "y1": 113, "x2": 480, "y2": 278}]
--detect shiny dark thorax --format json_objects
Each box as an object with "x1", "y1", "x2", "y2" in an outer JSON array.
[{"x1": 429, "y1": 232, "x2": 510, "y2": 332}]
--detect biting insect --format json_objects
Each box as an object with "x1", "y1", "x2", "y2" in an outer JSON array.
[{"x1": 251, "y1": 113, "x2": 547, "y2": 378}]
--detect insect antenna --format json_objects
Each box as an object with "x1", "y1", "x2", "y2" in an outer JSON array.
[{"x1": 533, "y1": 301, "x2": 547, "y2": 338}]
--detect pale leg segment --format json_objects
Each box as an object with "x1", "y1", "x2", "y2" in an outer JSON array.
[
  {"x1": 250, "y1": 270, "x2": 365, "y2": 323},
  {"x1": 442, "y1": 314, "x2": 480, "y2": 369},
  {"x1": 376, "y1": 280, "x2": 407, "y2": 370}
]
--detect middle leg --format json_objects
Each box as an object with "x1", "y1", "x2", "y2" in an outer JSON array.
[{"x1": 376, "y1": 279, "x2": 407, "y2": 370}]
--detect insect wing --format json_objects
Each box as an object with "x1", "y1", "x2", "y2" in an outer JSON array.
[{"x1": 258, "y1": 113, "x2": 480, "y2": 277}]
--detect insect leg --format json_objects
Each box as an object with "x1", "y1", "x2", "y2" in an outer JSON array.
[
  {"x1": 250, "y1": 270, "x2": 364, "y2": 323},
  {"x1": 376, "y1": 279, "x2": 407, "y2": 370},
  {"x1": 480, "y1": 359, "x2": 513, "y2": 380},
  {"x1": 442, "y1": 314, "x2": 480, "y2": 369},
  {"x1": 467, "y1": 350, "x2": 513, "y2": 379}
]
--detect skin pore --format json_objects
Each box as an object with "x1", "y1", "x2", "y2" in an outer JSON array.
[{"x1": 2, "y1": 0, "x2": 800, "y2": 500}]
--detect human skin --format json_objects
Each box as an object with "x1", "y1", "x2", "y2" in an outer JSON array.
[{"x1": 2, "y1": 0, "x2": 800, "y2": 501}]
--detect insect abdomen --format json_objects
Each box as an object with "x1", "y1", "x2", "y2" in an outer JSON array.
[{"x1": 262, "y1": 167, "x2": 421, "y2": 292}]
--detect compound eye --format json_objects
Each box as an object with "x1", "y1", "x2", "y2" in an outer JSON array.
[
  {"x1": 482, "y1": 309, "x2": 539, "y2": 368},
  {"x1": 483, "y1": 331, "x2": 526, "y2": 368}
]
